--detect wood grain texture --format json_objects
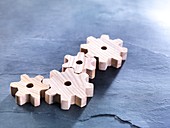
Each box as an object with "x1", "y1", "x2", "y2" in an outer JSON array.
[
  {"x1": 10, "y1": 74, "x2": 50, "y2": 107},
  {"x1": 80, "y1": 34, "x2": 128, "y2": 70},
  {"x1": 62, "y1": 52, "x2": 96, "y2": 79},
  {"x1": 100, "y1": 35, "x2": 128, "y2": 60},
  {"x1": 43, "y1": 68, "x2": 94, "y2": 110}
]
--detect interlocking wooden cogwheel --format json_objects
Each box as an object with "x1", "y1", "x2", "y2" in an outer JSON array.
[
  {"x1": 10, "y1": 74, "x2": 50, "y2": 107},
  {"x1": 81, "y1": 35, "x2": 128, "y2": 70},
  {"x1": 10, "y1": 34, "x2": 128, "y2": 110},
  {"x1": 62, "y1": 52, "x2": 96, "y2": 79},
  {"x1": 43, "y1": 68, "x2": 94, "y2": 110}
]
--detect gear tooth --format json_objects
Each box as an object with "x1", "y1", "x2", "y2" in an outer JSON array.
[
  {"x1": 63, "y1": 54, "x2": 75, "y2": 72},
  {"x1": 116, "y1": 38, "x2": 123, "y2": 43},
  {"x1": 35, "y1": 75, "x2": 44, "y2": 81},
  {"x1": 99, "y1": 58, "x2": 108, "y2": 70},
  {"x1": 10, "y1": 82, "x2": 18, "y2": 88},
  {"x1": 111, "y1": 56, "x2": 122, "y2": 68},
  {"x1": 30, "y1": 95, "x2": 40, "y2": 107},
  {"x1": 86, "y1": 68, "x2": 96, "y2": 79},
  {"x1": 75, "y1": 96, "x2": 87, "y2": 107},
  {"x1": 100, "y1": 34, "x2": 109, "y2": 39},
  {"x1": 91, "y1": 57, "x2": 97, "y2": 69},
  {"x1": 62, "y1": 64, "x2": 67, "y2": 72},
  {"x1": 80, "y1": 72, "x2": 89, "y2": 82},
  {"x1": 10, "y1": 83, "x2": 18, "y2": 96},
  {"x1": 50, "y1": 70, "x2": 57, "y2": 74},
  {"x1": 64, "y1": 55, "x2": 71, "y2": 63},
  {"x1": 20, "y1": 74, "x2": 29, "y2": 80},
  {"x1": 87, "y1": 36, "x2": 95, "y2": 43},
  {"x1": 113, "y1": 38, "x2": 123, "y2": 46},
  {"x1": 45, "y1": 90, "x2": 56, "y2": 104},
  {"x1": 65, "y1": 67, "x2": 74, "y2": 73},
  {"x1": 61, "y1": 98, "x2": 71, "y2": 110},
  {"x1": 80, "y1": 44, "x2": 89, "y2": 57},
  {"x1": 64, "y1": 54, "x2": 70, "y2": 59},
  {"x1": 123, "y1": 47, "x2": 128, "y2": 52},
  {"x1": 15, "y1": 91, "x2": 27, "y2": 106},
  {"x1": 85, "y1": 83, "x2": 94, "y2": 97},
  {"x1": 62, "y1": 63, "x2": 68, "y2": 68},
  {"x1": 85, "y1": 57, "x2": 96, "y2": 71},
  {"x1": 50, "y1": 70, "x2": 58, "y2": 78},
  {"x1": 79, "y1": 51, "x2": 85, "y2": 56},
  {"x1": 80, "y1": 44, "x2": 88, "y2": 50},
  {"x1": 77, "y1": 52, "x2": 84, "y2": 56},
  {"x1": 42, "y1": 78, "x2": 50, "y2": 85},
  {"x1": 121, "y1": 47, "x2": 128, "y2": 60}
]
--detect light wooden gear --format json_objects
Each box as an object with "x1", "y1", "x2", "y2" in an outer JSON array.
[
  {"x1": 80, "y1": 34, "x2": 128, "y2": 70},
  {"x1": 62, "y1": 52, "x2": 96, "y2": 79},
  {"x1": 43, "y1": 68, "x2": 94, "y2": 110},
  {"x1": 10, "y1": 74, "x2": 50, "y2": 107}
]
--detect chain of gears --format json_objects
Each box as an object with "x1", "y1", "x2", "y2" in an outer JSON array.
[{"x1": 10, "y1": 34, "x2": 128, "y2": 110}]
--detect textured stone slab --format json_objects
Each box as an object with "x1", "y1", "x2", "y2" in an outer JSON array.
[{"x1": 0, "y1": 0, "x2": 170, "y2": 128}]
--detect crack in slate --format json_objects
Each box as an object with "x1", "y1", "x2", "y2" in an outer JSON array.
[
  {"x1": 0, "y1": 111, "x2": 140, "y2": 127},
  {"x1": 79, "y1": 114, "x2": 140, "y2": 128}
]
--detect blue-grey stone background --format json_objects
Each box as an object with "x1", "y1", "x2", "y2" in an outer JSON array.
[{"x1": 0, "y1": 0, "x2": 170, "y2": 128}]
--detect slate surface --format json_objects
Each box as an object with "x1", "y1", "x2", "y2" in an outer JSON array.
[{"x1": 0, "y1": 0, "x2": 170, "y2": 128}]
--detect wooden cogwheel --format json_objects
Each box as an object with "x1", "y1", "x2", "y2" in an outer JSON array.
[
  {"x1": 43, "y1": 68, "x2": 94, "y2": 110},
  {"x1": 80, "y1": 34, "x2": 128, "y2": 70},
  {"x1": 62, "y1": 52, "x2": 96, "y2": 79},
  {"x1": 10, "y1": 74, "x2": 50, "y2": 107}
]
